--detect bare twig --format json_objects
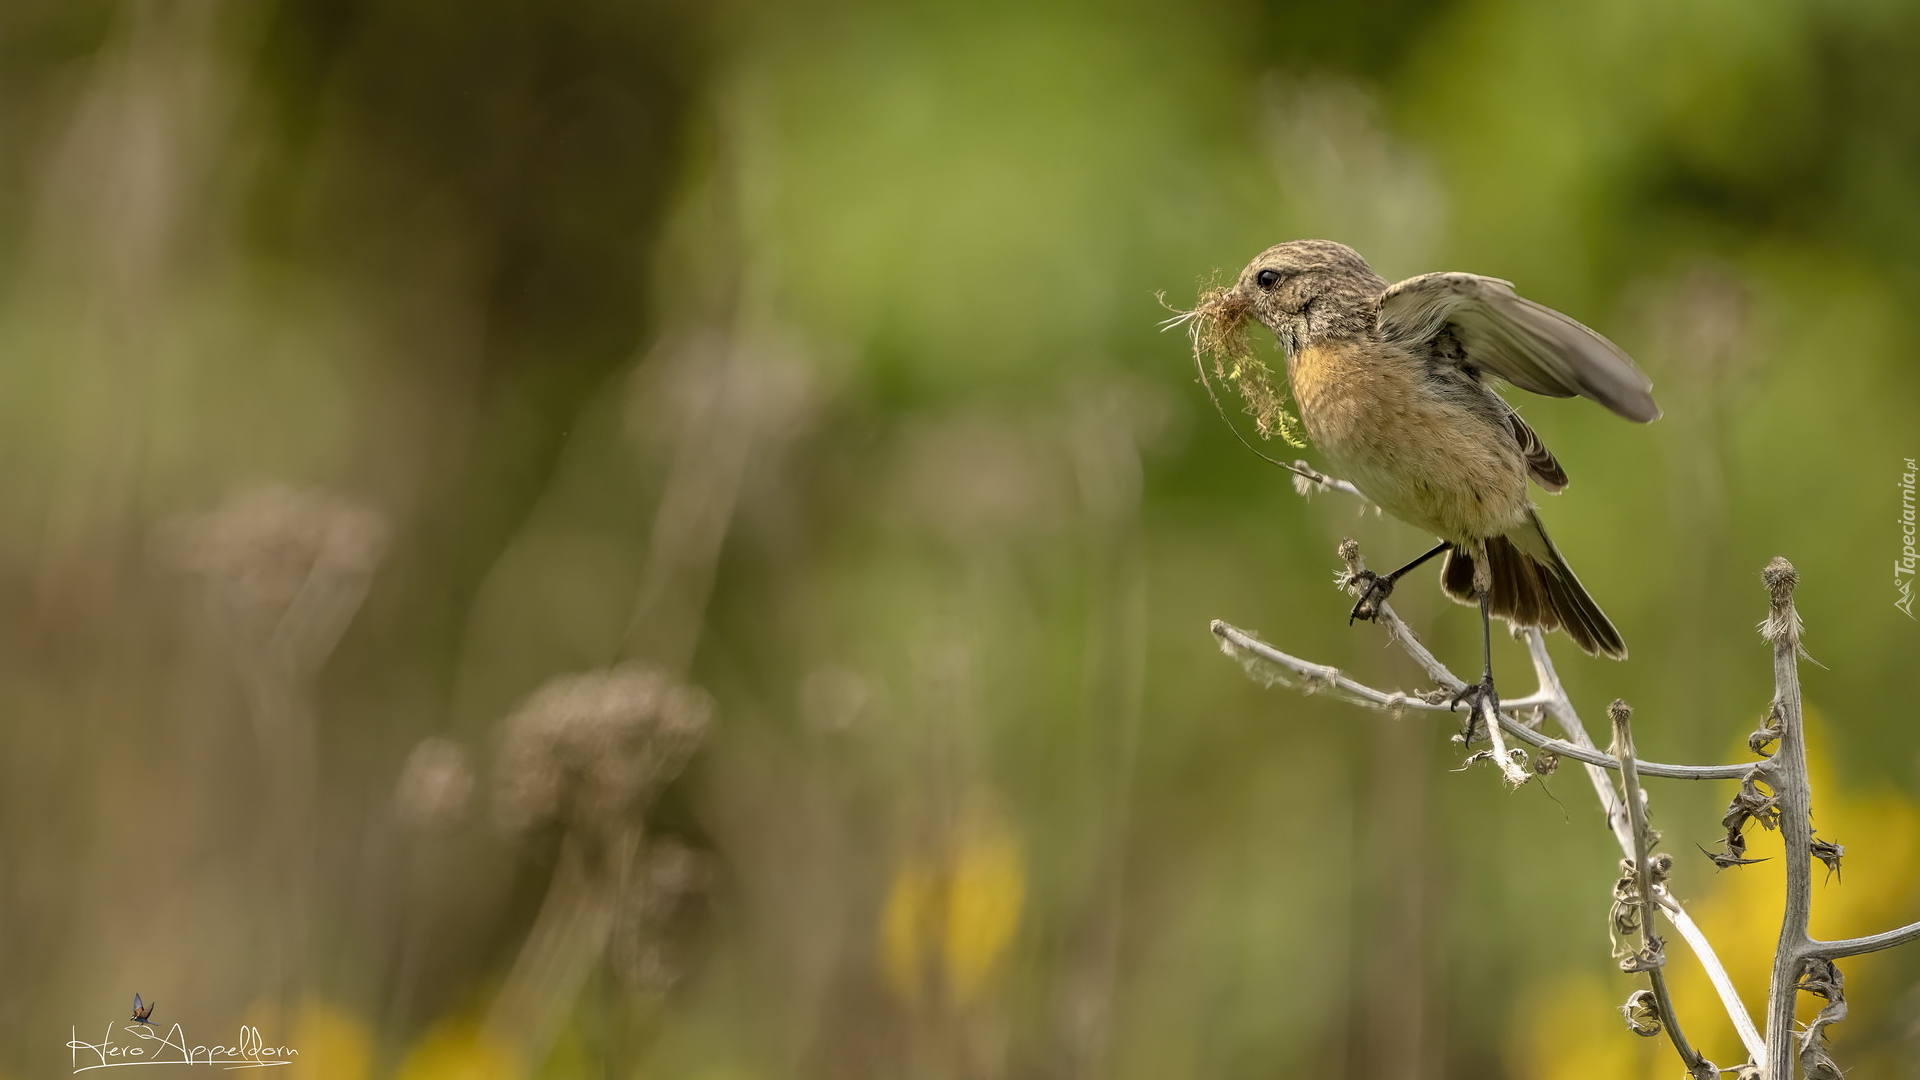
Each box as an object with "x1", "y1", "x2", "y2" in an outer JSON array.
[
  {"x1": 1211, "y1": 621, "x2": 1549, "y2": 714},
  {"x1": 1804, "y1": 920, "x2": 1920, "y2": 959},
  {"x1": 1285, "y1": 459, "x2": 1371, "y2": 503},
  {"x1": 1211, "y1": 622, "x2": 1746, "y2": 781}
]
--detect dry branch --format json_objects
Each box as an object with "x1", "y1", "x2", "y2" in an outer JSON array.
[{"x1": 1205, "y1": 467, "x2": 1920, "y2": 1075}]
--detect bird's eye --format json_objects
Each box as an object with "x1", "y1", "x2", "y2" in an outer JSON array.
[{"x1": 1255, "y1": 268, "x2": 1283, "y2": 289}]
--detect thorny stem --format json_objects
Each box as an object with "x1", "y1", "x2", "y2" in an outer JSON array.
[
  {"x1": 1611, "y1": 701, "x2": 1712, "y2": 1077},
  {"x1": 1217, "y1": 467, "x2": 1920, "y2": 1076},
  {"x1": 1762, "y1": 558, "x2": 1813, "y2": 1080},
  {"x1": 1211, "y1": 616, "x2": 1764, "y2": 1061},
  {"x1": 1525, "y1": 631, "x2": 1765, "y2": 1061}
]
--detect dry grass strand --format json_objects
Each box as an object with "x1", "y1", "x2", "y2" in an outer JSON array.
[{"x1": 1159, "y1": 278, "x2": 1306, "y2": 448}]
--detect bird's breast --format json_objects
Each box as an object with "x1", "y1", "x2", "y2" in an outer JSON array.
[{"x1": 1287, "y1": 338, "x2": 1530, "y2": 541}]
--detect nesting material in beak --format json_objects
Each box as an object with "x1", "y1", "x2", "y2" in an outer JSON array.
[{"x1": 1159, "y1": 280, "x2": 1305, "y2": 448}]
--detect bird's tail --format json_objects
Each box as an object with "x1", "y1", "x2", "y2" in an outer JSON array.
[{"x1": 1439, "y1": 509, "x2": 1626, "y2": 659}]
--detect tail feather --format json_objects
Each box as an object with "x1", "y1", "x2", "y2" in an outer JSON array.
[{"x1": 1439, "y1": 512, "x2": 1626, "y2": 659}]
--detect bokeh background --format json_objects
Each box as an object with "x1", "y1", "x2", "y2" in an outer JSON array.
[{"x1": 6, "y1": 0, "x2": 1920, "y2": 1077}]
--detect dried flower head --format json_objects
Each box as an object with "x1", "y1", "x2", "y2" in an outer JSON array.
[
  {"x1": 493, "y1": 665, "x2": 713, "y2": 843},
  {"x1": 1159, "y1": 279, "x2": 1307, "y2": 448},
  {"x1": 395, "y1": 737, "x2": 475, "y2": 834},
  {"x1": 156, "y1": 485, "x2": 390, "y2": 662},
  {"x1": 1621, "y1": 988, "x2": 1662, "y2": 1037}
]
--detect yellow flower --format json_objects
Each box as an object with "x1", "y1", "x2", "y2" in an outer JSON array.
[
  {"x1": 239, "y1": 998, "x2": 372, "y2": 1080},
  {"x1": 393, "y1": 1017, "x2": 519, "y2": 1080},
  {"x1": 879, "y1": 799, "x2": 1026, "y2": 1008}
]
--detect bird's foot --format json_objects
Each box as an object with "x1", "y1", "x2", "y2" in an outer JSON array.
[
  {"x1": 1450, "y1": 674, "x2": 1499, "y2": 741},
  {"x1": 1346, "y1": 570, "x2": 1394, "y2": 624}
]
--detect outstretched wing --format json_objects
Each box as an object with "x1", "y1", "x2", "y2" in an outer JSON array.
[
  {"x1": 133, "y1": 994, "x2": 143, "y2": 1012},
  {"x1": 1377, "y1": 272, "x2": 1659, "y2": 422}
]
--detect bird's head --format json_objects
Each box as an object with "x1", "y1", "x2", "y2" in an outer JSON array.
[
  {"x1": 1160, "y1": 239, "x2": 1387, "y2": 447},
  {"x1": 1230, "y1": 239, "x2": 1389, "y2": 356}
]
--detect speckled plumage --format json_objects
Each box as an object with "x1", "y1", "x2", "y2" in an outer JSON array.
[{"x1": 1226, "y1": 239, "x2": 1657, "y2": 659}]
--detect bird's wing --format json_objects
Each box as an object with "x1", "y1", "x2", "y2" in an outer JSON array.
[
  {"x1": 1377, "y1": 272, "x2": 1659, "y2": 422},
  {"x1": 133, "y1": 995, "x2": 143, "y2": 1011},
  {"x1": 1506, "y1": 411, "x2": 1567, "y2": 492}
]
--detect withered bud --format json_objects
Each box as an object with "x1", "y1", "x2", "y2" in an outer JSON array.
[
  {"x1": 394, "y1": 736, "x2": 474, "y2": 834},
  {"x1": 493, "y1": 664, "x2": 713, "y2": 842},
  {"x1": 1699, "y1": 832, "x2": 1768, "y2": 870},
  {"x1": 1618, "y1": 941, "x2": 1665, "y2": 973},
  {"x1": 1621, "y1": 989, "x2": 1662, "y2": 1037},
  {"x1": 1337, "y1": 537, "x2": 1362, "y2": 570},
  {"x1": 1811, "y1": 837, "x2": 1844, "y2": 882},
  {"x1": 1533, "y1": 750, "x2": 1560, "y2": 776},
  {"x1": 1747, "y1": 705, "x2": 1783, "y2": 757},
  {"x1": 1648, "y1": 851, "x2": 1674, "y2": 882},
  {"x1": 1606, "y1": 698, "x2": 1633, "y2": 726},
  {"x1": 1797, "y1": 957, "x2": 1844, "y2": 1001}
]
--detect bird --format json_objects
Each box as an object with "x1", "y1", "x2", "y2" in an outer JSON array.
[
  {"x1": 1190, "y1": 239, "x2": 1657, "y2": 719},
  {"x1": 130, "y1": 993, "x2": 156, "y2": 1025}
]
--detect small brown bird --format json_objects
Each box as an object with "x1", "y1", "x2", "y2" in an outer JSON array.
[{"x1": 1189, "y1": 239, "x2": 1657, "y2": 715}]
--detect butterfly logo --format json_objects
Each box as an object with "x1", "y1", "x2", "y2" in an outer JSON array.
[{"x1": 130, "y1": 994, "x2": 156, "y2": 1025}]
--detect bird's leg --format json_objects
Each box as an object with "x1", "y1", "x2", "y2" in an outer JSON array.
[
  {"x1": 1348, "y1": 540, "x2": 1452, "y2": 624},
  {"x1": 1449, "y1": 585, "x2": 1499, "y2": 741}
]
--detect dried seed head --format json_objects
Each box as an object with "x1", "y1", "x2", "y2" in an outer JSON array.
[
  {"x1": 1760, "y1": 557, "x2": 1805, "y2": 648},
  {"x1": 1606, "y1": 698, "x2": 1633, "y2": 726},
  {"x1": 493, "y1": 665, "x2": 713, "y2": 843},
  {"x1": 1762, "y1": 556, "x2": 1799, "y2": 600},
  {"x1": 395, "y1": 736, "x2": 474, "y2": 834},
  {"x1": 156, "y1": 485, "x2": 390, "y2": 669}
]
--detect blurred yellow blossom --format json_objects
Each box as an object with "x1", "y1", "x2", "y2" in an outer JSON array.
[
  {"x1": 879, "y1": 798, "x2": 1027, "y2": 1008},
  {"x1": 237, "y1": 998, "x2": 371, "y2": 1080},
  {"x1": 393, "y1": 1017, "x2": 519, "y2": 1080}
]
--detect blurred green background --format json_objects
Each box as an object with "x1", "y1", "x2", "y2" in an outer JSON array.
[{"x1": 6, "y1": 0, "x2": 1920, "y2": 1077}]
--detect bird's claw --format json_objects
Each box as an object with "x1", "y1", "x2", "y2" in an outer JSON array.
[
  {"x1": 1450, "y1": 675, "x2": 1500, "y2": 741},
  {"x1": 1347, "y1": 570, "x2": 1394, "y2": 624}
]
